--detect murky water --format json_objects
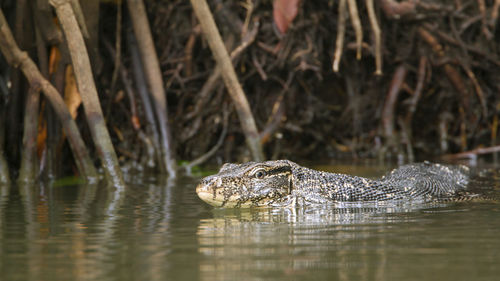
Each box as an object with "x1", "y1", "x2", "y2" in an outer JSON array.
[{"x1": 0, "y1": 165, "x2": 499, "y2": 281}]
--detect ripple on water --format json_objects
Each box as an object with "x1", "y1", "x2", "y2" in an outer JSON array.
[{"x1": 0, "y1": 170, "x2": 500, "y2": 281}]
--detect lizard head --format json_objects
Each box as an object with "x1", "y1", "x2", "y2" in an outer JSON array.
[{"x1": 196, "y1": 160, "x2": 295, "y2": 207}]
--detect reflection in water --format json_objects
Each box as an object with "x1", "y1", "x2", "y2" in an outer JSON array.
[
  {"x1": 0, "y1": 174, "x2": 499, "y2": 281},
  {"x1": 0, "y1": 177, "x2": 183, "y2": 281},
  {"x1": 197, "y1": 206, "x2": 421, "y2": 281},
  {"x1": 0, "y1": 185, "x2": 8, "y2": 240},
  {"x1": 196, "y1": 202, "x2": 500, "y2": 281}
]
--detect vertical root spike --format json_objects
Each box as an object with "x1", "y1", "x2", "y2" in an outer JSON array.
[
  {"x1": 332, "y1": 0, "x2": 347, "y2": 72},
  {"x1": 366, "y1": 0, "x2": 382, "y2": 75},
  {"x1": 347, "y1": 0, "x2": 363, "y2": 60}
]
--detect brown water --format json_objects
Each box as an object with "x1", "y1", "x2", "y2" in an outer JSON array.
[{"x1": 0, "y1": 165, "x2": 499, "y2": 281}]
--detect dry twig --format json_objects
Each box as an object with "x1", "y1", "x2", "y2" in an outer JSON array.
[
  {"x1": 184, "y1": 107, "x2": 229, "y2": 174},
  {"x1": 491, "y1": 0, "x2": 500, "y2": 27},
  {"x1": 332, "y1": 0, "x2": 346, "y2": 72},
  {"x1": 382, "y1": 65, "x2": 407, "y2": 142},
  {"x1": 406, "y1": 56, "x2": 427, "y2": 122},
  {"x1": 442, "y1": 145, "x2": 500, "y2": 160},
  {"x1": 366, "y1": 0, "x2": 382, "y2": 75},
  {"x1": 110, "y1": 1, "x2": 122, "y2": 93},
  {"x1": 185, "y1": 20, "x2": 259, "y2": 121},
  {"x1": 190, "y1": 0, "x2": 264, "y2": 161},
  {"x1": 347, "y1": 0, "x2": 363, "y2": 60},
  {"x1": 477, "y1": 0, "x2": 493, "y2": 39}
]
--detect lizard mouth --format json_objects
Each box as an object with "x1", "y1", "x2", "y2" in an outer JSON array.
[
  {"x1": 196, "y1": 183, "x2": 224, "y2": 207},
  {"x1": 196, "y1": 183, "x2": 244, "y2": 207},
  {"x1": 196, "y1": 183, "x2": 274, "y2": 208}
]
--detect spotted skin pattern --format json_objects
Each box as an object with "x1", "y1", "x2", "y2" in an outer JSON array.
[{"x1": 196, "y1": 160, "x2": 475, "y2": 208}]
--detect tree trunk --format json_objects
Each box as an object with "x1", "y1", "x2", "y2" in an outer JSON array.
[
  {"x1": 18, "y1": 86, "x2": 41, "y2": 183},
  {"x1": 49, "y1": 0, "x2": 125, "y2": 187},
  {"x1": 0, "y1": 8, "x2": 98, "y2": 182},
  {"x1": 190, "y1": 0, "x2": 264, "y2": 161},
  {"x1": 127, "y1": 0, "x2": 177, "y2": 177}
]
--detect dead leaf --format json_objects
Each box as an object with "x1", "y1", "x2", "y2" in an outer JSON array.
[
  {"x1": 273, "y1": 0, "x2": 300, "y2": 35},
  {"x1": 48, "y1": 46, "x2": 61, "y2": 75},
  {"x1": 36, "y1": 101, "x2": 47, "y2": 159},
  {"x1": 114, "y1": 90, "x2": 125, "y2": 103},
  {"x1": 131, "y1": 115, "x2": 141, "y2": 130},
  {"x1": 64, "y1": 65, "x2": 82, "y2": 120},
  {"x1": 113, "y1": 126, "x2": 124, "y2": 142}
]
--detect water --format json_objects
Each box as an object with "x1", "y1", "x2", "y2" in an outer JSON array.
[{"x1": 0, "y1": 165, "x2": 499, "y2": 281}]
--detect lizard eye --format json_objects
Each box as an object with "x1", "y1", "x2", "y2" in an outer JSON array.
[{"x1": 254, "y1": 169, "x2": 267, "y2": 179}]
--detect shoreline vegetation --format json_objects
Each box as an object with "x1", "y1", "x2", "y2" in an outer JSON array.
[{"x1": 1, "y1": 0, "x2": 500, "y2": 184}]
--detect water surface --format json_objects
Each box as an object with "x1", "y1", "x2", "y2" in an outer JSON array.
[{"x1": 0, "y1": 165, "x2": 499, "y2": 281}]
